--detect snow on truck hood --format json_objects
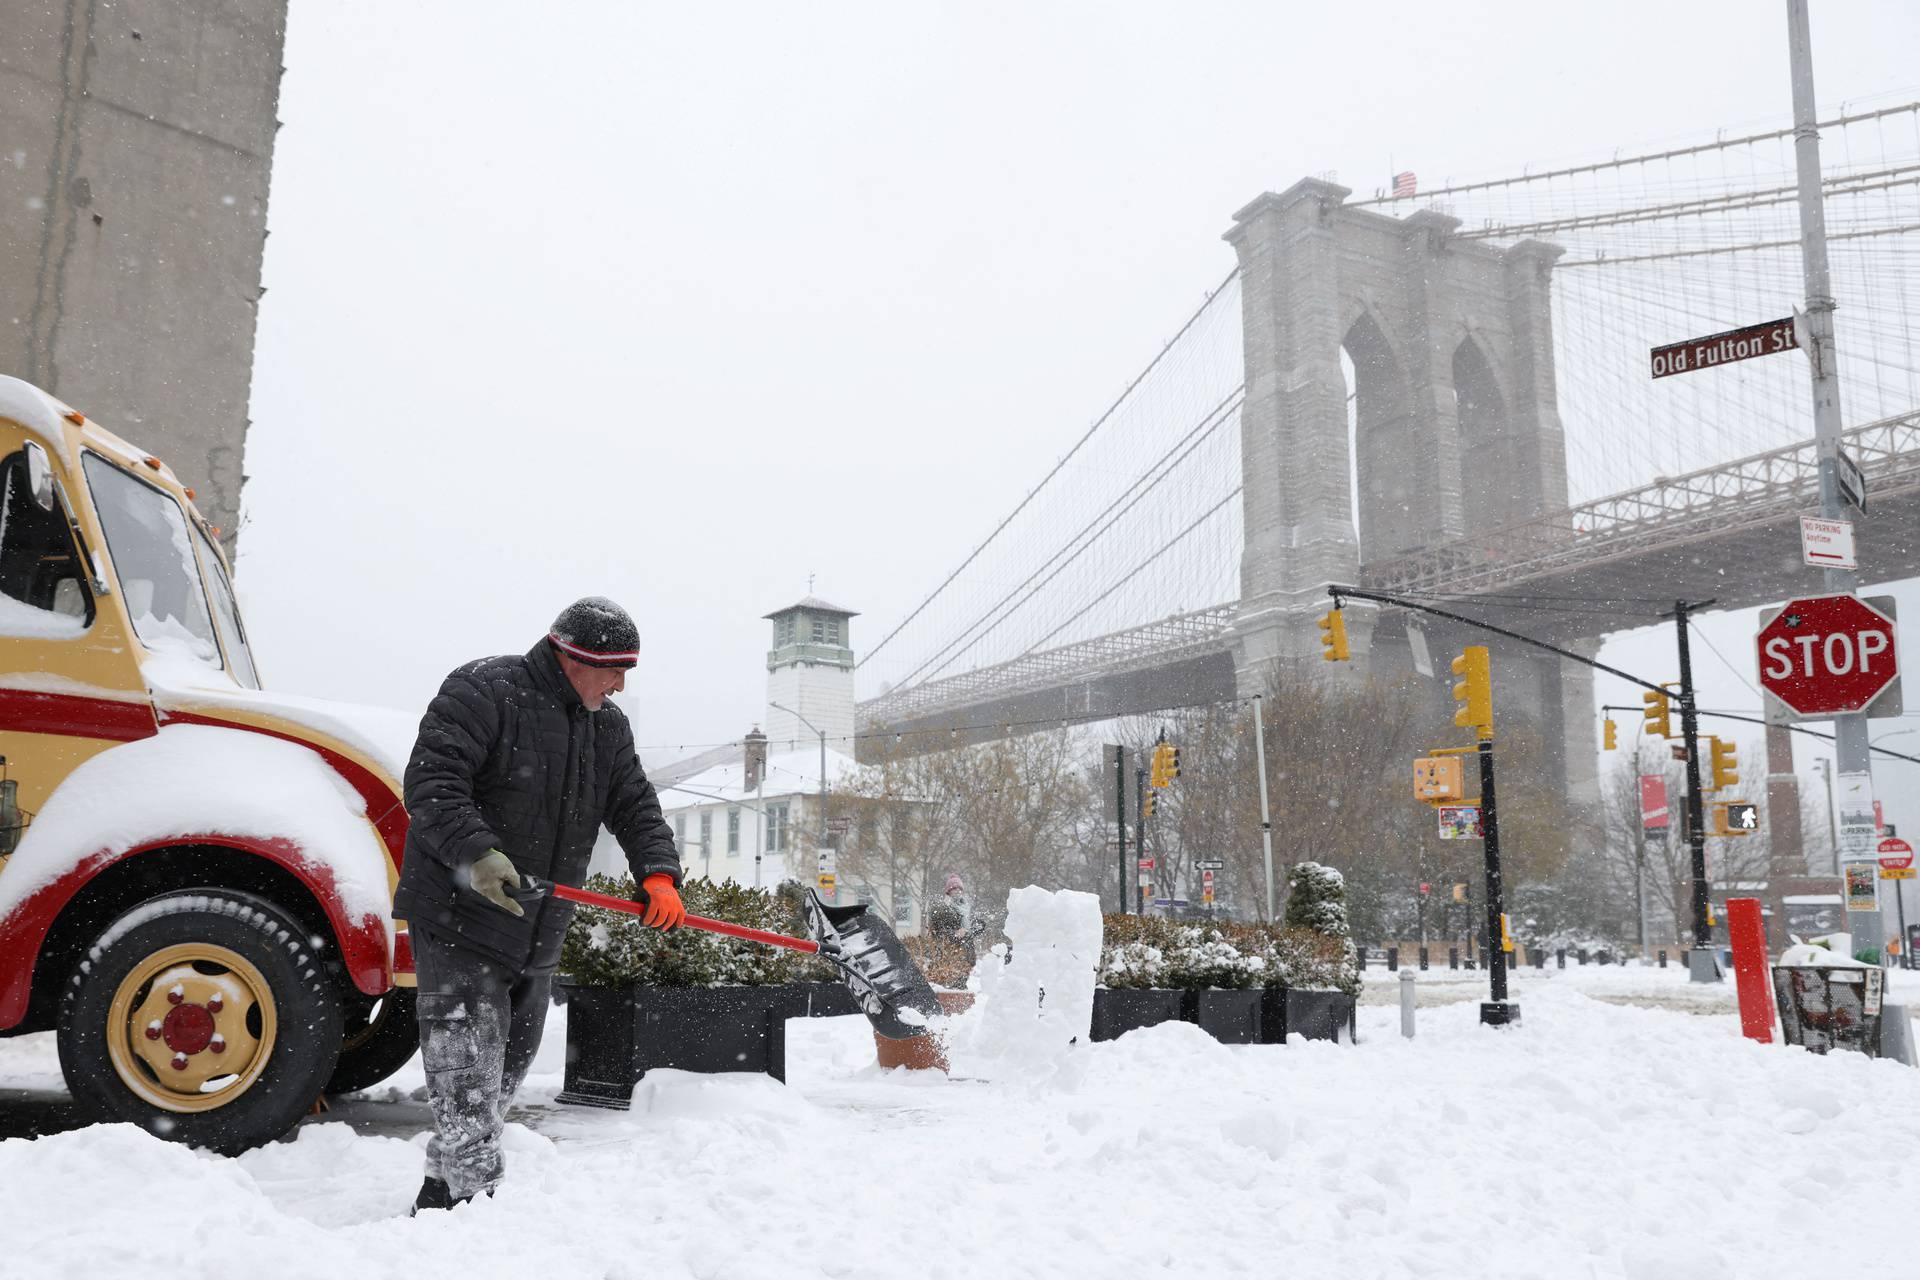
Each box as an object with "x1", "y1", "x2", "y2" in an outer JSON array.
[
  {"x1": 142, "y1": 654, "x2": 418, "y2": 783},
  {"x1": 0, "y1": 725, "x2": 395, "y2": 934}
]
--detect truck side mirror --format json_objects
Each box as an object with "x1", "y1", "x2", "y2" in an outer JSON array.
[{"x1": 24, "y1": 441, "x2": 54, "y2": 513}]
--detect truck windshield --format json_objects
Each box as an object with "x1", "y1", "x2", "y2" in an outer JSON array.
[
  {"x1": 82, "y1": 455, "x2": 222, "y2": 674},
  {"x1": 194, "y1": 524, "x2": 260, "y2": 689}
]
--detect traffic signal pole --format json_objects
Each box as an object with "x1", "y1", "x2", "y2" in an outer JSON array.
[
  {"x1": 1114, "y1": 745, "x2": 1128, "y2": 915},
  {"x1": 1788, "y1": 0, "x2": 1881, "y2": 963},
  {"x1": 1672, "y1": 600, "x2": 1719, "y2": 979},
  {"x1": 1477, "y1": 739, "x2": 1514, "y2": 1020},
  {"x1": 1136, "y1": 765, "x2": 1149, "y2": 914}
]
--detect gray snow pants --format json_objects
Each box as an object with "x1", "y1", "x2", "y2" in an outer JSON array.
[{"x1": 413, "y1": 929, "x2": 553, "y2": 1200}]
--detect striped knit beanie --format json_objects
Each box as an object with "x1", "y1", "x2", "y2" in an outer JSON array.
[{"x1": 548, "y1": 596, "x2": 640, "y2": 668}]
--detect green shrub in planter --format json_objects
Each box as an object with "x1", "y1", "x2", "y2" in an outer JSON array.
[
  {"x1": 558, "y1": 874, "x2": 837, "y2": 987},
  {"x1": 1096, "y1": 916, "x2": 1263, "y2": 990}
]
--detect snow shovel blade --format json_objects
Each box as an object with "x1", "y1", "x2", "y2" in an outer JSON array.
[{"x1": 804, "y1": 891, "x2": 944, "y2": 1040}]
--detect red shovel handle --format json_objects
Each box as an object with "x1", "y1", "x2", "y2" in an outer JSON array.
[{"x1": 546, "y1": 879, "x2": 821, "y2": 955}]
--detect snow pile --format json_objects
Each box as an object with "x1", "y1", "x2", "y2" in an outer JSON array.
[
  {"x1": 13, "y1": 972, "x2": 1920, "y2": 1276},
  {"x1": 946, "y1": 886, "x2": 1101, "y2": 1081},
  {"x1": 1778, "y1": 935, "x2": 1870, "y2": 967},
  {"x1": 0, "y1": 724, "x2": 394, "y2": 933}
]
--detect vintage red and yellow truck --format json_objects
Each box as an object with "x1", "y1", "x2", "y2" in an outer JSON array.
[{"x1": 0, "y1": 375, "x2": 419, "y2": 1153}]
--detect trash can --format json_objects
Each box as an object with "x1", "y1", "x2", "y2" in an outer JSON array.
[{"x1": 1772, "y1": 964, "x2": 1885, "y2": 1057}]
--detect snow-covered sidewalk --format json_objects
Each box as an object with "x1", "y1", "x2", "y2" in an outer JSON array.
[{"x1": 5, "y1": 967, "x2": 1920, "y2": 1279}]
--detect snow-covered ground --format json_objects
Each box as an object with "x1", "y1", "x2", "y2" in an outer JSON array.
[{"x1": 5, "y1": 963, "x2": 1920, "y2": 1279}]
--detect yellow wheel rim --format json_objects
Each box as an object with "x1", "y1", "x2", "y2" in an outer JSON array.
[{"x1": 104, "y1": 942, "x2": 279, "y2": 1114}]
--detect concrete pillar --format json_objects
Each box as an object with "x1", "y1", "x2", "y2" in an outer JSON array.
[
  {"x1": 1497, "y1": 239, "x2": 1571, "y2": 526},
  {"x1": 1381, "y1": 209, "x2": 1467, "y2": 556},
  {"x1": 0, "y1": 0, "x2": 287, "y2": 547},
  {"x1": 1225, "y1": 180, "x2": 1360, "y2": 687}
]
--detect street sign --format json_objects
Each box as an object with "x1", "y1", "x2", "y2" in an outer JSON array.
[
  {"x1": 1839, "y1": 773, "x2": 1878, "y2": 860},
  {"x1": 1798, "y1": 516, "x2": 1856, "y2": 570},
  {"x1": 1755, "y1": 593, "x2": 1900, "y2": 716},
  {"x1": 1878, "y1": 837, "x2": 1914, "y2": 872},
  {"x1": 1837, "y1": 447, "x2": 1867, "y2": 512},
  {"x1": 1650, "y1": 316, "x2": 1796, "y2": 379},
  {"x1": 1437, "y1": 805, "x2": 1483, "y2": 840},
  {"x1": 1193, "y1": 859, "x2": 1224, "y2": 870},
  {"x1": 1137, "y1": 858, "x2": 1155, "y2": 871}
]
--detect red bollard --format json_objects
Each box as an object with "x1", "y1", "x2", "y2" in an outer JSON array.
[{"x1": 1725, "y1": 897, "x2": 1774, "y2": 1044}]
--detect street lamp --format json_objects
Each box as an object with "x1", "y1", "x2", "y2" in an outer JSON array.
[{"x1": 769, "y1": 700, "x2": 830, "y2": 880}]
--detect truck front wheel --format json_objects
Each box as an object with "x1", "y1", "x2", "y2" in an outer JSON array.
[{"x1": 58, "y1": 890, "x2": 344, "y2": 1155}]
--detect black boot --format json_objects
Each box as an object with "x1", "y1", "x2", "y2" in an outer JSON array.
[{"x1": 410, "y1": 1176, "x2": 459, "y2": 1216}]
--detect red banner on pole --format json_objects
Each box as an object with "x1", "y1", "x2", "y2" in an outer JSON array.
[
  {"x1": 1639, "y1": 776, "x2": 1669, "y2": 829},
  {"x1": 1725, "y1": 897, "x2": 1773, "y2": 1044}
]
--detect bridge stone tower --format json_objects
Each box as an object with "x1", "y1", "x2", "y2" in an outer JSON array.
[{"x1": 1226, "y1": 179, "x2": 1593, "y2": 793}]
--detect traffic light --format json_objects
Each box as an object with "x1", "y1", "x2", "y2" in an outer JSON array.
[
  {"x1": 1142, "y1": 792, "x2": 1156, "y2": 819},
  {"x1": 1451, "y1": 646, "x2": 1492, "y2": 738},
  {"x1": 1318, "y1": 608, "x2": 1351, "y2": 662},
  {"x1": 1413, "y1": 756, "x2": 1465, "y2": 804},
  {"x1": 1451, "y1": 883, "x2": 1469, "y2": 903},
  {"x1": 1602, "y1": 718, "x2": 1618, "y2": 751},
  {"x1": 1642, "y1": 686, "x2": 1672, "y2": 739},
  {"x1": 1148, "y1": 741, "x2": 1179, "y2": 788},
  {"x1": 1710, "y1": 736, "x2": 1740, "y2": 792}
]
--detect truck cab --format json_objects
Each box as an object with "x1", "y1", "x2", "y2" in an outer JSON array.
[{"x1": 0, "y1": 376, "x2": 418, "y2": 1154}]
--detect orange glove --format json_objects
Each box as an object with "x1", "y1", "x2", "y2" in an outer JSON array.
[{"x1": 641, "y1": 874, "x2": 686, "y2": 931}]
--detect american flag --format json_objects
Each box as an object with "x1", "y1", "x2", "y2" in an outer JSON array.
[{"x1": 1391, "y1": 171, "x2": 1417, "y2": 199}]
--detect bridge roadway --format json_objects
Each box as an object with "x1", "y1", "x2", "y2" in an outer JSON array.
[{"x1": 855, "y1": 413, "x2": 1920, "y2": 755}]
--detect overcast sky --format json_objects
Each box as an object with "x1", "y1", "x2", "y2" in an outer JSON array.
[{"x1": 241, "y1": 1, "x2": 1920, "y2": 827}]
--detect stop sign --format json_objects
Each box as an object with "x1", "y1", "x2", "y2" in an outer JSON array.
[{"x1": 1756, "y1": 593, "x2": 1899, "y2": 715}]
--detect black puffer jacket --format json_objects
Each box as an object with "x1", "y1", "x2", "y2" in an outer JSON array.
[{"x1": 392, "y1": 639, "x2": 682, "y2": 971}]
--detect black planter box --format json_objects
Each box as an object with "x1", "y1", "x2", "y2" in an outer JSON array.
[
  {"x1": 794, "y1": 980, "x2": 861, "y2": 1019},
  {"x1": 555, "y1": 982, "x2": 809, "y2": 1108},
  {"x1": 1258, "y1": 986, "x2": 1357, "y2": 1045},
  {"x1": 1185, "y1": 989, "x2": 1262, "y2": 1044},
  {"x1": 1090, "y1": 987, "x2": 1187, "y2": 1042}
]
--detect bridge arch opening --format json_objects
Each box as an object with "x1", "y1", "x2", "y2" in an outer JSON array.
[{"x1": 1342, "y1": 310, "x2": 1412, "y2": 561}]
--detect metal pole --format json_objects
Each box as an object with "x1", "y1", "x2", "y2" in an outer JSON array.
[
  {"x1": 1898, "y1": 884, "x2": 1911, "y2": 971},
  {"x1": 1818, "y1": 757, "x2": 1840, "y2": 874},
  {"x1": 1136, "y1": 766, "x2": 1149, "y2": 915},
  {"x1": 1674, "y1": 600, "x2": 1718, "y2": 979},
  {"x1": 1114, "y1": 745, "x2": 1128, "y2": 915},
  {"x1": 1635, "y1": 821, "x2": 1649, "y2": 954},
  {"x1": 754, "y1": 778, "x2": 764, "y2": 889},
  {"x1": 1477, "y1": 739, "x2": 1515, "y2": 1024},
  {"x1": 1788, "y1": 0, "x2": 1879, "y2": 957},
  {"x1": 1252, "y1": 693, "x2": 1276, "y2": 920}
]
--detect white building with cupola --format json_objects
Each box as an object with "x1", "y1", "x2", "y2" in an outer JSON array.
[{"x1": 589, "y1": 596, "x2": 922, "y2": 931}]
